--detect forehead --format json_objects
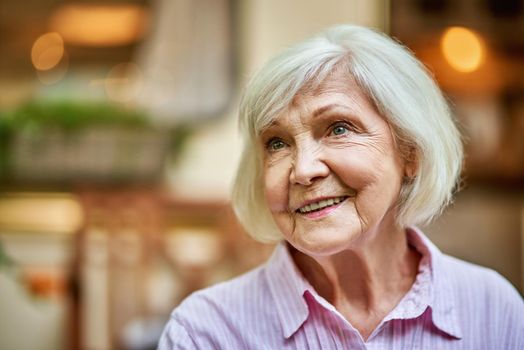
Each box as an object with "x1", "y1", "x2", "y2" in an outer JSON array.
[
  {"x1": 297, "y1": 70, "x2": 361, "y2": 99},
  {"x1": 272, "y1": 72, "x2": 378, "y2": 124}
]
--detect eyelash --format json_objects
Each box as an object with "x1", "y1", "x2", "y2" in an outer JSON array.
[
  {"x1": 265, "y1": 137, "x2": 287, "y2": 152},
  {"x1": 264, "y1": 121, "x2": 355, "y2": 152},
  {"x1": 329, "y1": 121, "x2": 354, "y2": 136}
]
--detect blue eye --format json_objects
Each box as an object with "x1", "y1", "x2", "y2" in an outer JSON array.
[
  {"x1": 332, "y1": 124, "x2": 349, "y2": 136},
  {"x1": 267, "y1": 138, "x2": 286, "y2": 151}
]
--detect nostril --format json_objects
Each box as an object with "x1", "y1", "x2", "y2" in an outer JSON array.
[{"x1": 289, "y1": 144, "x2": 330, "y2": 186}]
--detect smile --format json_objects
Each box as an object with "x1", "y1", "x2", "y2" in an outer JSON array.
[{"x1": 297, "y1": 196, "x2": 349, "y2": 214}]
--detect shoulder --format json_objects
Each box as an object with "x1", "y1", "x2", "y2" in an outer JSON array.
[
  {"x1": 158, "y1": 316, "x2": 197, "y2": 350},
  {"x1": 441, "y1": 254, "x2": 522, "y2": 305},
  {"x1": 158, "y1": 265, "x2": 277, "y2": 349},
  {"x1": 439, "y1": 254, "x2": 524, "y2": 347},
  {"x1": 175, "y1": 264, "x2": 268, "y2": 318}
]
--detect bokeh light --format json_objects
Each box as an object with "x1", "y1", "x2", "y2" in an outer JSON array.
[
  {"x1": 31, "y1": 32, "x2": 65, "y2": 71},
  {"x1": 441, "y1": 26, "x2": 485, "y2": 73},
  {"x1": 49, "y1": 4, "x2": 149, "y2": 47},
  {"x1": 36, "y1": 51, "x2": 69, "y2": 85},
  {"x1": 0, "y1": 193, "x2": 83, "y2": 234}
]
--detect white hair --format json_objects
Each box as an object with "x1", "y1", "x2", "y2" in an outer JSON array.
[{"x1": 232, "y1": 24, "x2": 463, "y2": 243}]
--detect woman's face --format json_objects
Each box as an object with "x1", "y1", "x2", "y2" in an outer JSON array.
[{"x1": 261, "y1": 75, "x2": 408, "y2": 257}]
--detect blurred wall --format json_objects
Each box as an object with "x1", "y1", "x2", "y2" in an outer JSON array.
[{"x1": 239, "y1": 0, "x2": 388, "y2": 74}]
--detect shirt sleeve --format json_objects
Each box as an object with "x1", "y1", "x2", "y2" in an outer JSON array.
[{"x1": 157, "y1": 316, "x2": 198, "y2": 350}]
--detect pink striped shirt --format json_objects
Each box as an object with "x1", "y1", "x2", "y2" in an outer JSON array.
[{"x1": 158, "y1": 228, "x2": 524, "y2": 349}]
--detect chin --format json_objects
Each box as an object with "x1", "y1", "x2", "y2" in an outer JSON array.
[{"x1": 287, "y1": 227, "x2": 361, "y2": 258}]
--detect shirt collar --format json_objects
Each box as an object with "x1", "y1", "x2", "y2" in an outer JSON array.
[
  {"x1": 264, "y1": 242, "x2": 311, "y2": 338},
  {"x1": 407, "y1": 227, "x2": 463, "y2": 339},
  {"x1": 264, "y1": 228, "x2": 463, "y2": 340}
]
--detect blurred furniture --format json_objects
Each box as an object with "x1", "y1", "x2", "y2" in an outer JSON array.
[
  {"x1": 74, "y1": 187, "x2": 272, "y2": 350},
  {"x1": 0, "y1": 188, "x2": 274, "y2": 350},
  {"x1": 0, "y1": 192, "x2": 79, "y2": 350}
]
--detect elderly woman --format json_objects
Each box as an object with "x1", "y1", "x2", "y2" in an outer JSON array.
[{"x1": 159, "y1": 25, "x2": 524, "y2": 349}]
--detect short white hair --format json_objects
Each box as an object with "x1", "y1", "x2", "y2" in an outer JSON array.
[{"x1": 232, "y1": 24, "x2": 463, "y2": 243}]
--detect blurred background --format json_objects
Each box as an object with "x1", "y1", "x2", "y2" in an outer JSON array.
[{"x1": 0, "y1": 0, "x2": 522, "y2": 349}]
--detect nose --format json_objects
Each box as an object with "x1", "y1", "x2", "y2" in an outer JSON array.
[{"x1": 289, "y1": 145, "x2": 329, "y2": 186}]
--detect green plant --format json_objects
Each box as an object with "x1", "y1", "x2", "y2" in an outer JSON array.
[
  {"x1": 1, "y1": 100, "x2": 149, "y2": 133},
  {"x1": 0, "y1": 99, "x2": 192, "y2": 182}
]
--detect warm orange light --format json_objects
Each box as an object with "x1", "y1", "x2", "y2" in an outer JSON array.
[
  {"x1": 31, "y1": 32, "x2": 65, "y2": 70},
  {"x1": 0, "y1": 193, "x2": 83, "y2": 234},
  {"x1": 441, "y1": 27, "x2": 485, "y2": 73},
  {"x1": 36, "y1": 51, "x2": 69, "y2": 85},
  {"x1": 49, "y1": 4, "x2": 149, "y2": 47}
]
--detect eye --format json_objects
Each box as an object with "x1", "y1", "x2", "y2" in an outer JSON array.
[
  {"x1": 266, "y1": 138, "x2": 286, "y2": 152},
  {"x1": 330, "y1": 122, "x2": 352, "y2": 136}
]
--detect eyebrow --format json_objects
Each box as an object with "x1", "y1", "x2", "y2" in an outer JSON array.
[
  {"x1": 264, "y1": 119, "x2": 281, "y2": 129},
  {"x1": 263, "y1": 103, "x2": 355, "y2": 132},
  {"x1": 312, "y1": 103, "x2": 353, "y2": 118}
]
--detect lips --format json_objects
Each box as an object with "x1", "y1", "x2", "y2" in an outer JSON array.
[{"x1": 296, "y1": 196, "x2": 349, "y2": 214}]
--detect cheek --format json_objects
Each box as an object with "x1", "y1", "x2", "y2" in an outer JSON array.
[
  {"x1": 326, "y1": 149, "x2": 377, "y2": 189},
  {"x1": 327, "y1": 148, "x2": 404, "y2": 196},
  {"x1": 263, "y1": 162, "x2": 290, "y2": 212}
]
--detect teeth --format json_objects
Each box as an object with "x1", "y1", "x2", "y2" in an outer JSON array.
[{"x1": 298, "y1": 196, "x2": 348, "y2": 214}]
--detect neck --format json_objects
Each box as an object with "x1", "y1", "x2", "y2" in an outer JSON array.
[{"x1": 289, "y1": 223, "x2": 421, "y2": 338}]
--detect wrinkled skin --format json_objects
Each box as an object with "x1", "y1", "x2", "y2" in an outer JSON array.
[{"x1": 261, "y1": 74, "x2": 411, "y2": 258}]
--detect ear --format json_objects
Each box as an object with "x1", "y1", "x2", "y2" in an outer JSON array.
[{"x1": 403, "y1": 146, "x2": 418, "y2": 179}]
